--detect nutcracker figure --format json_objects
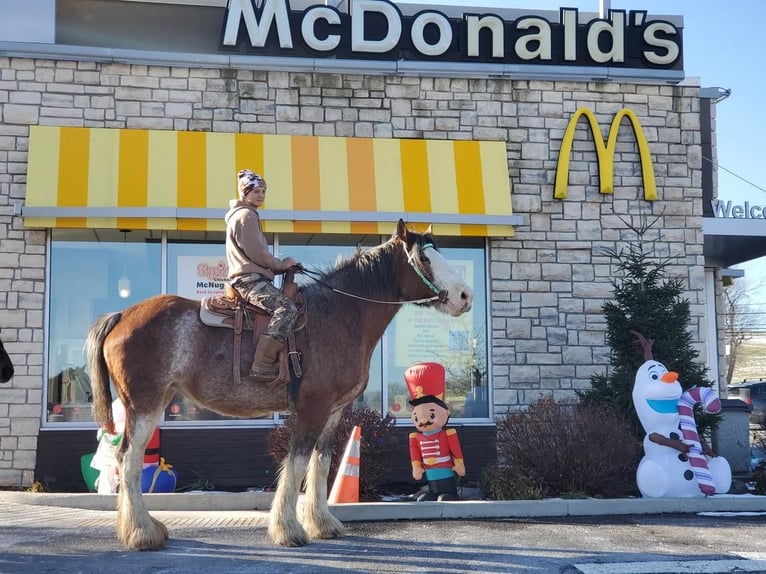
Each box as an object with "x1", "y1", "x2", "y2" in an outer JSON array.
[{"x1": 405, "y1": 362, "x2": 465, "y2": 501}]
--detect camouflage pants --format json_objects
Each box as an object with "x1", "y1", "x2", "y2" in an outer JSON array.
[{"x1": 233, "y1": 276, "x2": 298, "y2": 342}]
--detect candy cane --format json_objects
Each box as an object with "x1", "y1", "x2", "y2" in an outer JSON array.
[{"x1": 677, "y1": 386, "x2": 721, "y2": 495}]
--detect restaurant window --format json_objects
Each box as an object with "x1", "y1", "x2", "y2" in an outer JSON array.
[
  {"x1": 384, "y1": 241, "x2": 489, "y2": 421},
  {"x1": 282, "y1": 234, "x2": 384, "y2": 413},
  {"x1": 46, "y1": 229, "x2": 161, "y2": 424},
  {"x1": 43, "y1": 230, "x2": 489, "y2": 427},
  {"x1": 163, "y1": 231, "x2": 258, "y2": 424}
]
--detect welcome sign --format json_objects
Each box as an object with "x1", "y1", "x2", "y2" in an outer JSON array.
[{"x1": 222, "y1": 0, "x2": 683, "y2": 70}]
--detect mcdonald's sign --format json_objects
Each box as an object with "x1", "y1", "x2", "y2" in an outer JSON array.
[{"x1": 554, "y1": 108, "x2": 657, "y2": 201}]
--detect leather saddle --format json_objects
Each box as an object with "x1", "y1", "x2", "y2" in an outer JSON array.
[{"x1": 199, "y1": 271, "x2": 305, "y2": 386}]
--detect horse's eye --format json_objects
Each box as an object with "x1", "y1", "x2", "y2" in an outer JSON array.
[{"x1": 419, "y1": 254, "x2": 430, "y2": 264}]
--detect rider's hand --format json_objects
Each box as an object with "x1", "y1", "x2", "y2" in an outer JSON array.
[{"x1": 280, "y1": 257, "x2": 297, "y2": 271}]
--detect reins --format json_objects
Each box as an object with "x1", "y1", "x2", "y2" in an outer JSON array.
[{"x1": 296, "y1": 241, "x2": 448, "y2": 305}]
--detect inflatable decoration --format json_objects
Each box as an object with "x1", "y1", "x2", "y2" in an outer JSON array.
[
  {"x1": 405, "y1": 362, "x2": 465, "y2": 501},
  {"x1": 87, "y1": 398, "x2": 177, "y2": 494},
  {"x1": 631, "y1": 331, "x2": 731, "y2": 497},
  {"x1": 140, "y1": 457, "x2": 178, "y2": 493}
]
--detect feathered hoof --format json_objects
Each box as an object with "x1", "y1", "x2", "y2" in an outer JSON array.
[
  {"x1": 151, "y1": 515, "x2": 170, "y2": 541},
  {"x1": 304, "y1": 514, "x2": 347, "y2": 540},
  {"x1": 120, "y1": 521, "x2": 168, "y2": 551},
  {"x1": 268, "y1": 522, "x2": 311, "y2": 547}
]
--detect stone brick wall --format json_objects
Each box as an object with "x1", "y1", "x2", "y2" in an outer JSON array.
[{"x1": 0, "y1": 56, "x2": 711, "y2": 487}]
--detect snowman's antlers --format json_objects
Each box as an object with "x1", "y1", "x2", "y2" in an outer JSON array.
[{"x1": 630, "y1": 330, "x2": 654, "y2": 362}]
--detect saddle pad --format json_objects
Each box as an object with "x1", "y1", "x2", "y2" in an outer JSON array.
[
  {"x1": 200, "y1": 298, "x2": 235, "y2": 329},
  {"x1": 199, "y1": 295, "x2": 306, "y2": 331},
  {"x1": 200, "y1": 296, "x2": 262, "y2": 329}
]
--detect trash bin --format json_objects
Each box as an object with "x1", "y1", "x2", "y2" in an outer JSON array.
[{"x1": 712, "y1": 398, "x2": 751, "y2": 474}]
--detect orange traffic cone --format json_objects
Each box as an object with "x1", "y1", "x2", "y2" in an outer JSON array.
[{"x1": 328, "y1": 425, "x2": 361, "y2": 504}]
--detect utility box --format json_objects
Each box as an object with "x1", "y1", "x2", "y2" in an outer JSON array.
[{"x1": 712, "y1": 398, "x2": 751, "y2": 474}]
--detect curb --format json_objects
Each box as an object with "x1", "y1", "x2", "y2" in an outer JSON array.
[
  {"x1": 2, "y1": 491, "x2": 766, "y2": 521},
  {"x1": 330, "y1": 495, "x2": 766, "y2": 521},
  {"x1": 0, "y1": 490, "x2": 273, "y2": 511}
]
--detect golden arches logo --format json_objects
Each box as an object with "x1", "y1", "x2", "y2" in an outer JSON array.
[{"x1": 554, "y1": 107, "x2": 657, "y2": 201}]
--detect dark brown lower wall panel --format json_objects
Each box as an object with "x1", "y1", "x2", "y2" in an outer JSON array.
[{"x1": 36, "y1": 424, "x2": 496, "y2": 493}]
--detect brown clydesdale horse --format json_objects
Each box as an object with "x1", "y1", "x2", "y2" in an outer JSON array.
[
  {"x1": 85, "y1": 220, "x2": 473, "y2": 551},
  {"x1": 0, "y1": 331, "x2": 13, "y2": 383}
]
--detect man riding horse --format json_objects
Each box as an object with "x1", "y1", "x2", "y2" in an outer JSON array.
[
  {"x1": 87, "y1": 216, "x2": 474, "y2": 551},
  {"x1": 225, "y1": 169, "x2": 301, "y2": 382}
]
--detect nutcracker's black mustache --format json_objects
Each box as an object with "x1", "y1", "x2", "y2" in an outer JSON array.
[{"x1": 417, "y1": 421, "x2": 434, "y2": 428}]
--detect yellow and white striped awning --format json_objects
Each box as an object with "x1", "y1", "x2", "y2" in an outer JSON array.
[{"x1": 24, "y1": 126, "x2": 519, "y2": 236}]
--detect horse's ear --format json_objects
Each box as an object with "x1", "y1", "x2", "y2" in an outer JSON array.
[{"x1": 395, "y1": 218, "x2": 408, "y2": 240}]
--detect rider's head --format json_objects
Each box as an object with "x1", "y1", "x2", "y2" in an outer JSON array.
[{"x1": 237, "y1": 169, "x2": 267, "y2": 200}]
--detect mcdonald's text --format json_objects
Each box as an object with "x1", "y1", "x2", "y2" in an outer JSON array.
[{"x1": 222, "y1": 0, "x2": 682, "y2": 69}]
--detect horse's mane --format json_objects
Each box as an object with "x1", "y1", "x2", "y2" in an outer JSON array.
[
  {"x1": 299, "y1": 227, "x2": 437, "y2": 314},
  {"x1": 301, "y1": 239, "x2": 399, "y2": 313}
]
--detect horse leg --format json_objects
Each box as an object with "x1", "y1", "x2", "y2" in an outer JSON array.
[
  {"x1": 116, "y1": 411, "x2": 168, "y2": 550},
  {"x1": 267, "y1": 430, "x2": 317, "y2": 547},
  {"x1": 302, "y1": 410, "x2": 347, "y2": 540}
]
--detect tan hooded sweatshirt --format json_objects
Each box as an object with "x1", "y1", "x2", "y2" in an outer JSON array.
[{"x1": 224, "y1": 200, "x2": 282, "y2": 282}]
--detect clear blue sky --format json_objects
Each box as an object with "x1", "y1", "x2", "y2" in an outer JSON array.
[{"x1": 397, "y1": 1, "x2": 766, "y2": 291}]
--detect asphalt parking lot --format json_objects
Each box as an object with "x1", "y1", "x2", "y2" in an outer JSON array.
[{"x1": 2, "y1": 492, "x2": 766, "y2": 573}]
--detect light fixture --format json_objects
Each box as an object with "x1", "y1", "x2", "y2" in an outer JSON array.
[
  {"x1": 118, "y1": 276, "x2": 131, "y2": 299},
  {"x1": 118, "y1": 230, "x2": 131, "y2": 299}
]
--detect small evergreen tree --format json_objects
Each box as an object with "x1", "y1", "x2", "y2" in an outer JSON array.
[{"x1": 578, "y1": 218, "x2": 720, "y2": 438}]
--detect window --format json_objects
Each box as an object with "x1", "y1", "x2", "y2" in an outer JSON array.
[
  {"x1": 383, "y1": 244, "x2": 488, "y2": 420},
  {"x1": 282, "y1": 234, "x2": 384, "y2": 412},
  {"x1": 46, "y1": 229, "x2": 161, "y2": 424},
  {"x1": 43, "y1": 230, "x2": 490, "y2": 427},
  {"x1": 164, "y1": 231, "x2": 263, "y2": 423}
]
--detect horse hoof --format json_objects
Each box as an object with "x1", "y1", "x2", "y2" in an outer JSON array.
[
  {"x1": 274, "y1": 534, "x2": 311, "y2": 547},
  {"x1": 125, "y1": 528, "x2": 167, "y2": 551},
  {"x1": 151, "y1": 516, "x2": 170, "y2": 541},
  {"x1": 304, "y1": 515, "x2": 347, "y2": 540},
  {"x1": 120, "y1": 519, "x2": 169, "y2": 551},
  {"x1": 268, "y1": 525, "x2": 311, "y2": 547},
  {"x1": 307, "y1": 526, "x2": 347, "y2": 540},
  {"x1": 280, "y1": 538, "x2": 310, "y2": 548}
]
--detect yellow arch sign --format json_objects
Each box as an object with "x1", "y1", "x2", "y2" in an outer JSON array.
[{"x1": 554, "y1": 107, "x2": 657, "y2": 201}]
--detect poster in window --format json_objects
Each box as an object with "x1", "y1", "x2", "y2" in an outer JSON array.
[
  {"x1": 394, "y1": 259, "x2": 474, "y2": 367},
  {"x1": 177, "y1": 256, "x2": 228, "y2": 299}
]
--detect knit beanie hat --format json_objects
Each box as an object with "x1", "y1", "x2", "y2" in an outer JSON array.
[{"x1": 237, "y1": 169, "x2": 266, "y2": 198}]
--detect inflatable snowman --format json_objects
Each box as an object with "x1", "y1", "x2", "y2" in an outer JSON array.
[{"x1": 631, "y1": 332, "x2": 731, "y2": 498}]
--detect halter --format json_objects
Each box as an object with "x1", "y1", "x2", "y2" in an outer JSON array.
[
  {"x1": 297, "y1": 241, "x2": 448, "y2": 305},
  {"x1": 406, "y1": 242, "x2": 448, "y2": 302}
]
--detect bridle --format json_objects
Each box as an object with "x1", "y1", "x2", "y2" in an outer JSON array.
[
  {"x1": 405, "y1": 241, "x2": 447, "y2": 302},
  {"x1": 297, "y1": 240, "x2": 448, "y2": 305}
]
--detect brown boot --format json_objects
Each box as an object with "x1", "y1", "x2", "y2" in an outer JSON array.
[{"x1": 249, "y1": 334, "x2": 283, "y2": 382}]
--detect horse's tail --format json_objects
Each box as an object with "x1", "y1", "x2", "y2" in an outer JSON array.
[{"x1": 85, "y1": 312, "x2": 122, "y2": 433}]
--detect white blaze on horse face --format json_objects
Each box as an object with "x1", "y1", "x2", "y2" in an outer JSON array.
[{"x1": 425, "y1": 247, "x2": 474, "y2": 316}]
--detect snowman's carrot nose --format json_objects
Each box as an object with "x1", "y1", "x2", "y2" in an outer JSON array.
[{"x1": 660, "y1": 371, "x2": 679, "y2": 383}]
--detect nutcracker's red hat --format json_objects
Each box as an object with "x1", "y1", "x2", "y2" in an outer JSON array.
[{"x1": 405, "y1": 362, "x2": 448, "y2": 408}]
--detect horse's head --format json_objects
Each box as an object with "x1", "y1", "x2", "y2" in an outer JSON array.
[{"x1": 393, "y1": 219, "x2": 474, "y2": 317}]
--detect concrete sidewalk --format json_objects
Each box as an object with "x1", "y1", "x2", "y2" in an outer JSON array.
[{"x1": 2, "y1": 490, "x2": 766, "y2": 524}]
